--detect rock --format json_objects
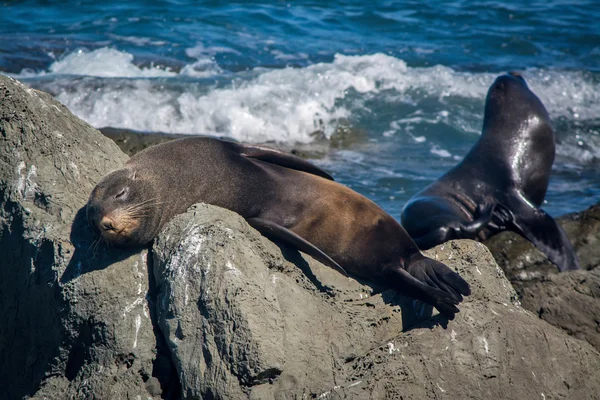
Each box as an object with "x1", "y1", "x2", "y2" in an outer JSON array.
[
  {"x1": 152, "y1": 203, "x2": 412, "y2": 399},
  {"x1": 519, "y1": 269, "x2": 600, "y2": 350},
  {"x1": 3, "y1": 74, "x2": 600, "y2": 399},
  {"x1": 153, "y1": 205, "x2": 600, "y2": 399},
  {"x1": 98, "y1": 127, "x2": 334, "y2": 159},
  {"x1": 486, "y1": 204, "x2": 600, "y2": 351},
  {"x1": 486, "y1": 204, "x2": 600, "y2": 281},
  {"x1": 0, "y1": 74, "x2": 178, "y2": 399},
  {"x1": 99, "y1": 127, "x2": 186, "y2": 156}
]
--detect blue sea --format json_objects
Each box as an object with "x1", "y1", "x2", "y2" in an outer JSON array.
[{"x1": 1, "y1": 1, "x2": 598, "y2": 218}]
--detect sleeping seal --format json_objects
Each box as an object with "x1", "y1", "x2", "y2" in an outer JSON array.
[
  {"x1": 87, "y1": 137, "x2": 470, "y2": 318},
  {"x1": 401, "y1": 72, "x2": 579, "y2": 272}
]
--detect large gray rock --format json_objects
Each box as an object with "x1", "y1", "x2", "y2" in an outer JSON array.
[
  {"x1": 486, "y1": 204, "x2": 600, "y2": 351},
  {"x1": 153, "y1": 205, "x2": 600, "y2": 399},
  {"x1": 3, "y1": 73, "x2": 600, "y2": 399},
  {"x1": 518, "y1": 269, "x2": 600, "y2": 350},
  {"x1": 0, "y1": 74, "x2": 175, "y2": 399}
]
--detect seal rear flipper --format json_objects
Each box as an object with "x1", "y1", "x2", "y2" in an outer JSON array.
[
  {"x1": 246, "y1": 217, "x2": 348, "y2": 277},
  {"x1": 232, "y1": 142, "x2": 334, "y2": 180},
  {"x1": 383, "y1": 256, "x2": 471, "y2": 320},
  {"x1": 506, "y1": 195, "x2": 580, "y2": 271}
]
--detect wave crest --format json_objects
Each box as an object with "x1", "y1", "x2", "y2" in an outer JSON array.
[{"x1": 18, "y1": 48, "x2": 600, "y2": 145}]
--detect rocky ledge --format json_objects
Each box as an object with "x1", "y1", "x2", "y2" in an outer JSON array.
[
  {"x1": 2, "y1": 73, "x2": 600, "y2": 399},
  {"x1": 486, "y1": 204, "x2": 600, "y2": 351}
]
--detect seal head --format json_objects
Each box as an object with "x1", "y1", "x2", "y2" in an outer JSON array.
[{"x1": 87, "y1": 168, "x2": 161, "y2": 246}]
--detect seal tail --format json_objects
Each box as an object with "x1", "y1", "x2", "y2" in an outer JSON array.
[{"x1": 383, "y1": 256, "x2": 471, "y2": 320}]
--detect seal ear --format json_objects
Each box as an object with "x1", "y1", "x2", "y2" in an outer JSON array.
[{"x1": 504, "y1": 192, "x2": 580, "y2": 271}]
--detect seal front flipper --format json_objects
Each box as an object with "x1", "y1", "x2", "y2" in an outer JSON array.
[
  {"x1": 246, "y1": 217, "x2": 348, "y2": 276},
  {"x1": 383, "y1": 255, "x2": 471, "y2": 320},
  {"x1": 231, "y1": 142, "x2": 334, "y2": 180},
  {"x1": 505, "y1": 193, "x2": 580, "y2": 271},
  {"x1": 401, "y1": 197, "x2": 464, "y2": 249},
  {"x1": 402, "y1": 197, "x2": 495, "y2": 250}
]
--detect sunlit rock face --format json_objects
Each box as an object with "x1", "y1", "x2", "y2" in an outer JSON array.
[{"x1": 2, "y1": 74, "x2": 600, "y2": 400}]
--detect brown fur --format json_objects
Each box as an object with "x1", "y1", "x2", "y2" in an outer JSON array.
[{"x1": 87, "y1": 137, "x2": 470, "y2": 318}]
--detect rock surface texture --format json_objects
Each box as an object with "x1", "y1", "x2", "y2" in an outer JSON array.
[
  {"x1": 486, "y1": 204, "x2": 600, "y2": 351},
  {"x1": 0, "y1": 75, "x2": 175, "y2": 399},
  {"x1": 2, "y1": 74, "x2": 600, "y2": 399},
  {"x1": 153, "y1": 207, "x2": 600, "y2": 399}
]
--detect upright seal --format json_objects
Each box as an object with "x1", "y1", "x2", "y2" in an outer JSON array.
[
  {"x1": 87, "y1": 137, "x2": 470, "y2": 318},
  {"x1": 401, "y1": 72, "x2": 579, "y2": 272}
]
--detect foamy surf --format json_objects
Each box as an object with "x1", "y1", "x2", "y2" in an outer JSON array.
[
  {"x1": 16, "y1": 48, "x2": 600, "y2": 148},
  {"x1": 3, "y1": 1, "x2": 597, "y2": 218},
  {"x1": 20, "y1": 48, "x2": 178, "y2": 78}
]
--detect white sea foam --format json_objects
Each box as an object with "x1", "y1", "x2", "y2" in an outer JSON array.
[
  {"x1": 47, "y1": 48, "x2": 178, "y2": 78},
  {"x1": 179, "y1": 44, "x2": 225, "y2": 77},
  {"x1": 18, "y1": 48, "x2": 600, "y2": 144},
  {"x1": 19, "y1": 47, "x2": 223, "y2": 79},
  {"x1": 526, "y1": 70, "x2": 600, "y2": 122},
  {"x1": 430, "y1": 146, "x2": 452, "y2": 158},
  {"x1": 555, "y1": 133, "x2": 600, "y2": 163}
]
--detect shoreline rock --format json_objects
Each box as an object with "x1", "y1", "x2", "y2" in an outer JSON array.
[
  {"x1": 0, "y1": 74, "x2": 178, "y2": 399},
  {"x1": 486, "y1": 204, "x2": 600, "y2": 351},
  {"x1": 98, "y1": 126, "x2": 342, "y2": 159},
  {"x1": 153, "y1": 206, "x2": 600, "y2": 399},
  {"x1": 3, "y1": 73, "x2": 600, "y2": 399}
]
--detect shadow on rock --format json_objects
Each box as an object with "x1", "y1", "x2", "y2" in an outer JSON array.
[
  {"x1": 271, "y1": 238, "x2": 443, "y2": 331},
  {"x1": 275, "y1": 242, "x2": 338, "y2": 296},
  {"x1": 378, "y1": 290, "x2": 449, "y2": 331},
  {"x1": 61, "y1": 206, "x2": 143, "y2": 283},
  {"x1": 144, "y1": 251, "x2": 182, "y2": 400}
]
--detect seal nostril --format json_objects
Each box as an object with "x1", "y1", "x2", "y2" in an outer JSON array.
[{"x1": 100, "y1": 217, "x2": 115, "y2": 231}]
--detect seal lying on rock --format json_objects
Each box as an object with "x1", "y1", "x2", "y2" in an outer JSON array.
[
  {"x1": 401, "y1": 72, "x2": 579, "y2": 272},
  {"x1": 87, "y1": 137, "x2": 470, "y2": 318}
]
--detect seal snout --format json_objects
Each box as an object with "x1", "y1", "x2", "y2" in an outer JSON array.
[
  {"x1": 100, "y1": 216, "x2": 116, "y2": 232},
  {"x1": 86, "y1": 199, "x2": 140, "y2": 245},
  {"x1": 97, "y1": 208, "x2": 142, "y2": 244},
  {"x1": 488, "y1": 73, "x2": 529, "y2": 103}
]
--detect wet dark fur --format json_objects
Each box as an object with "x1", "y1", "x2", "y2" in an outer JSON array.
[{"x1": 401, "y1": 73, "x2": 579, "y2": 272}]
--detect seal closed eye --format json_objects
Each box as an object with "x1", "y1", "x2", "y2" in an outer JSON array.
[
  {"x1": 87, "y1": 137, "x2": 471, "y2": 319},
  {"x1": 401, "y1": 73, "x2": 580, "y2": 272}
]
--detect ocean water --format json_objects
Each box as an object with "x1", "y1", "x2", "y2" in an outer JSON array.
[{"x1": 1, "y1": 1, "x2": 598, "y2": 218}]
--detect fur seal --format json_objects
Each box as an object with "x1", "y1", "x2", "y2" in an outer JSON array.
[
  {"x1": 87, "y1": 137, "x2": 470, "y2": 318},
  {"x1": 401, "y1": 72, "x2": 579, "y2": 272}
]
